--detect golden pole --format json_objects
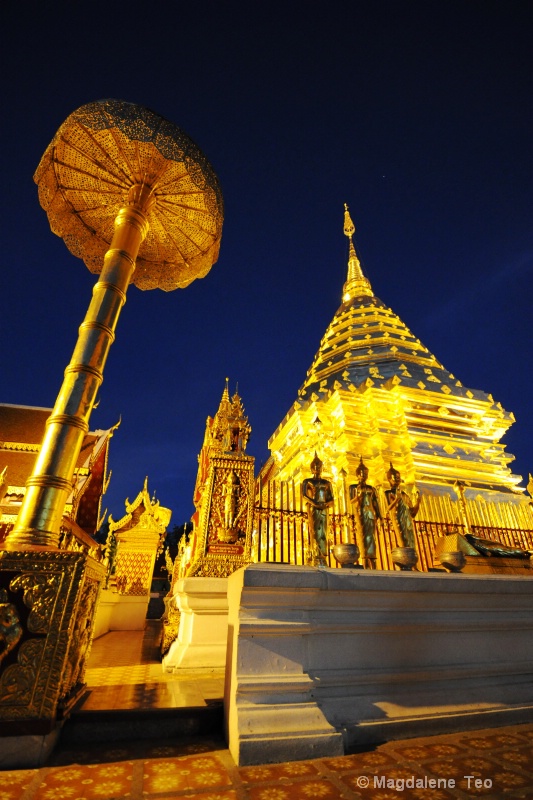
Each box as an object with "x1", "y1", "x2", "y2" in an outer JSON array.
[
  {"x1": 4, "y1": 100, "x2": 222, "y2": 550},
  {"x1": 5, "y1": 186, "x2": 153, "y2": 550}
]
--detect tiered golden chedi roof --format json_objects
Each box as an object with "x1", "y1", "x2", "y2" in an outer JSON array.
[{"x1": 268, "y1": 207, "x2": 521, "y2": 497}]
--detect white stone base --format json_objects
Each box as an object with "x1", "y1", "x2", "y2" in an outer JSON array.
[
  {"x1": 93, "y1": 589, "x2": 149, "y2": 636},
  {"x1": 163, "y1": 577, "x2": 228, "y2": 672},
  {"x1": 225, "y1": 564, "x2": 533, "y2": 765}
]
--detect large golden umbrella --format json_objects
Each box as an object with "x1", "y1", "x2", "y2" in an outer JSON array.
[{"x1": 6, "y1": 100, "x2": 223, "y2": 550}]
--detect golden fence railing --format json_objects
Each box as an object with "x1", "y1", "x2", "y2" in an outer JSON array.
[
  {"x1": 253, "y1": 478, "x2": 533, "y2": 570},
  {"x1": 470, "y1": 525, "x2": 533, "y2": 551}
]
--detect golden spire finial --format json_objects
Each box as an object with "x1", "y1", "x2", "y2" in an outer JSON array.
[
  {"x1": 215, "y1": 377, "x2": 231, "y2": 418},
  {"x1": 342, "y1": 204, "x2": 373, "y2": 301},
  {"x1": 343, "y1": 203, "x2": 355, "y2": 238}
]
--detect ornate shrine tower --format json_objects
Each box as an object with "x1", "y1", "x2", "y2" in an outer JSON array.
[
  {"x1": 265, "y1": 207, "x2": 530, "y2": 532},
  {"x1": 185, "y1": 380, "x2": 254, "y2": 577}
]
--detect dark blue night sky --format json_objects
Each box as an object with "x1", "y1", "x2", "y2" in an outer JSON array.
[{"x1": 2, "y1": 1, "x2": 532, "y2": 525}]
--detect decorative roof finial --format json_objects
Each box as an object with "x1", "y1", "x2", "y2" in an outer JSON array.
[
  {"x1": 342, "y1": 204, "x2": 373, "y2": 301},
  {"x1": 211, "y1": 378, "x2": 251, "y2": 453},
  {"x1": 343, "y1": 203, "x2": 355, "y2": 237},
  {"x1": 214, "y1": 378, "x2": 232, "y2": 426}
]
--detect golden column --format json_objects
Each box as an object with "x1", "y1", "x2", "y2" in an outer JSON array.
[{"x1": 5, "y1": 100, "x2": 223, "y2": 550}]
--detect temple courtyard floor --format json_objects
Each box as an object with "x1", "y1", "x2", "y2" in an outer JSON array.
[{"x1": 3, "y1": 623, "x2": 533, "y2": 799}]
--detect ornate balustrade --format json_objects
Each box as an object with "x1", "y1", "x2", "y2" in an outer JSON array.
[{"x1": 253, "y1": 478, "x2": 533, "y2": 570}]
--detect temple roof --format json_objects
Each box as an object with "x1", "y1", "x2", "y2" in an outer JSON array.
[
  {"x1": 0, "y1": 403, "x2": 109, "y2": 487},
  {"x1": 109, "y1": 476, "x2": 171, "y2": 534},
  {"x1": 1, "y1": 404, "x2": 58, "y2": 444},
  {"x1": 0, "y1": 403, "x2": 116, "y2": 535}
]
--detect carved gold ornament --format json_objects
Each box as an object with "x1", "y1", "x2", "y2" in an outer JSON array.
[
  {"x1": 0, "y1": 591, "x2": 23, "y2": 666},
  {"x1": 0, "y1": 551, "x2": 88, "y2": 722}
]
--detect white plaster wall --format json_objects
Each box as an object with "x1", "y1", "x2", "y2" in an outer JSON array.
[
  {"x1": 225, "y1": 564, "x2": 533, "y2": 765},
  {"x1": 163, "y1": 577, "x2": 228, "y2": 671},
  {"x1": 92, "y1": 588, "x2": 116, "y2": 638},
  {"x1": 93, "y1": 590, "x2": 149, "y2": 636}
]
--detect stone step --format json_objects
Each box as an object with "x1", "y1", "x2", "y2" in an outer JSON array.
[{"x1": 61, "y1": 701, "x2": 224, "y2": 744}]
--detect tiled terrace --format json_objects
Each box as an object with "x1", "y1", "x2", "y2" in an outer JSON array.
[{"x1": 81, "y1": 623, "x2": 224, "y2": 713}]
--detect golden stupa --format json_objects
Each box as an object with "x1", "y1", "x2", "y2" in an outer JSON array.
[{"x1": 261, "y1": 206, "x2": 532, "y2": 566}]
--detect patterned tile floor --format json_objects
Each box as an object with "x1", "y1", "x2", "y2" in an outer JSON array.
[
  {"x1": 81, "y1": 622, "x2": 225, "y2": 712},
  {"x1": 3, "y1": 624, "x2": 533, "y2": 798},
  {"x1": 5, "y1": 724, "x2": 533, "y2": 799}
]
